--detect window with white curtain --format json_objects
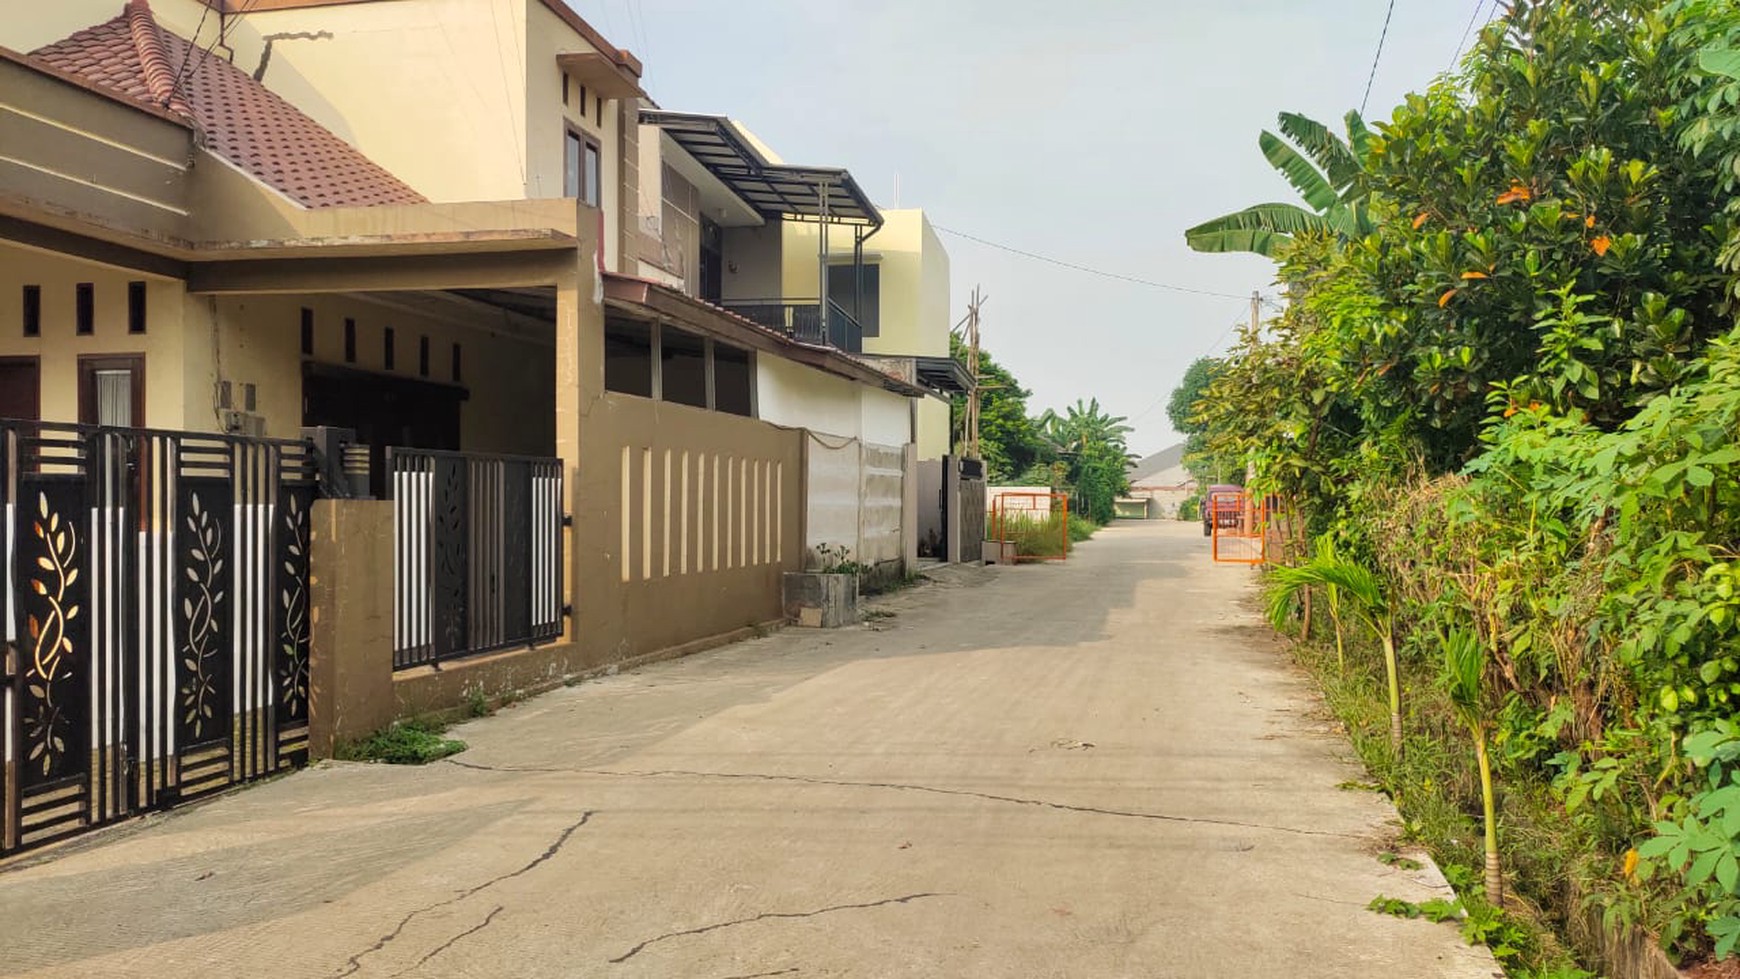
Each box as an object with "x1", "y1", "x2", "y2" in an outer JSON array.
[{"x1": 95, "y1": 370, "x2": 133, "y2": 426}]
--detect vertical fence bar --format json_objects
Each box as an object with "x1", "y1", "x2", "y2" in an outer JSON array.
[{"x1": 384, "y1": 448, "x2": 565, "y2": 669}]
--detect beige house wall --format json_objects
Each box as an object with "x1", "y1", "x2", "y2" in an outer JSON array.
[
  {"x1": 720, "y1": 224, "x2": 783, "y2": 302},
  {"x1": 575, "y1": 393, "x2": 804, "y2": 658},
  {"x1": 14, "y1": 0, "x2": 536, "y2": 206},
  {"x1": 0, "y1": 243, "x2": 558, "y2": 455},
  {"x1": 916, "y1": 396, "x2": 951, "y2": 460},
  {"x1": 0, "y1": 243, "x2": 195, "y2": 428},
  {"x1": 525, "y1": 0, "x2": 624, "y2": 260},
  {"x1": 780, "y1": 209, "x2": 950, "y2": 358},
  {"x1": 211, "y1": 293, "x2": 556, "y2": 453}
]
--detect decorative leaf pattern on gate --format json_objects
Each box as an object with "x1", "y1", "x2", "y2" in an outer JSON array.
[
  {"x1": 179, "y1": 492, "x2": 225, "y2": 739},
  {"x1": 277, "y1": 494, "x2": 310, "y2": 718},
  {"x1": 433, "y1": 460, "x2": 467, "y2": 655},
  {"x1": 23, "y1": 492, "x2": 78, "y2": 777}
]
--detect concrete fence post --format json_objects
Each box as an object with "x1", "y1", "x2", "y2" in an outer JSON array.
[{"x1": 307, "y1": 499, "x2": 397, "y2": 758}]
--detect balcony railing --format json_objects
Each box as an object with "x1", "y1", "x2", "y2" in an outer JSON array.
[{"x1": 722, "y1": 298, "x2": 863, "y2": 354}]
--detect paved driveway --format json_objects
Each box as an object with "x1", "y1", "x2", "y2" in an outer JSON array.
[{"x1": 0, "y1": 521, "x2": 1497, "y2": 979}]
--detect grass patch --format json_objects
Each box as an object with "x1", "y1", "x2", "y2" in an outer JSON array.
[
  {"x1": 335, "y1": 720, "x2": 467, "y2": 765},
  {"x1": 1379, "y1": 851, "x2": 1425, "y2": 871},
  {"x1": 1000, "y1": 512, "x2": 1101, "y2": 559},
  {"x1": 1284, "y1": 630, "x2": 1601, "y2": 977}
]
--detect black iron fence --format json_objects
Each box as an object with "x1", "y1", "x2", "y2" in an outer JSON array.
[
  {"x1": 388, "y1": 449, "x2": 564, "y2": 670},
  {"x1": 722, "y1": 298, "x2": 863, "y2": 353},
  {"x1": 0, "y1": 420, "x2": 316, "y2": 855}
]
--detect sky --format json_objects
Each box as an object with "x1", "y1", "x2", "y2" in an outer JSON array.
[{"x1": 565, "y1": 0, "x2": 1490, "y2": 457}]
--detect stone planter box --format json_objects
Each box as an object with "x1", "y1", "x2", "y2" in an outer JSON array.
[
  {"x1": 783, "y1": 571, "x2": 859, "y2": 628},
  {"x1": 984, "y1": 539, "x2": 1017, "y2": 565}
]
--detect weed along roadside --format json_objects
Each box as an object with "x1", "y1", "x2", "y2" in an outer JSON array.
[{"x1": 1170, "y1": 3, "x2": 1740, "y2": 976}]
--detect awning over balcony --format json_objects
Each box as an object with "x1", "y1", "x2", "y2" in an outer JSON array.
[
  {"x1": 639, "y1": 110, "x2": 881, "y2": 228},
  {"x1": 915, "y1": 355, "x2": 974, "y2": 394}
]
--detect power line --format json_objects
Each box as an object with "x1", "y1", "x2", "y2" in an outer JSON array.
[
  {"x1": 1360, "y1": 0, "x2": 1397, "y2": 116},
  {"x1": 1126, "y1": 302, "x2": 1250, "y2": 424},
  {"x1": 1450, "y1": 0, "x2": 1495, "y2": 70},
  {"x1": 932, "y1": 225, "x2": 1260, "y2": 301}
]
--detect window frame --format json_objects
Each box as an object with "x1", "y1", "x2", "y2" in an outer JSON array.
[
  {"x1": 77, "y1": 354, "x2": 145, "y2": 427},
  {"x1": 564, "y1": 125, "x2": 602, "y2": 206}
]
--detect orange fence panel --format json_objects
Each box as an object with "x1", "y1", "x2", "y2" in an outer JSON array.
[{"x1": 1209, "y1": 489, "x2": 1268, "y2": 565}]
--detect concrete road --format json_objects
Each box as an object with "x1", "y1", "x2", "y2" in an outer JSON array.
[{"x1": 0, "y1": 521, "x2": 1498, "y2": 979}]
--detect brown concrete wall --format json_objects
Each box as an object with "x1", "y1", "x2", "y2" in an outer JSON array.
[
  {"x1": 307, "y1": 500, "x2": 397, "y2": 757},
  {"x1": 575, "y1": 393, "x2": 805, "y2": 661}
]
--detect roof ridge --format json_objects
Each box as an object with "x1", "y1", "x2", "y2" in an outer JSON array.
[{"x1": 124, "y1": 0, "x2": 191, "y2": 116}]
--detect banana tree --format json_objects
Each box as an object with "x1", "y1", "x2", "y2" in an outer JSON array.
[
  {"x1": 1185, "y1": 111, "x2": 1377, "y2": 258},
  {"x1": 1442, "y1": 628, "x2": 1501, "y2": 907},
  {"x1": 1267, "y1": 552, "x2": 1404, "y2": 758}
]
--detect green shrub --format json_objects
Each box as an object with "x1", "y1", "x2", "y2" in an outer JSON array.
[
  {"x1": 1000, "y1": 511, "x2": 1098, "y2": 557},
  {"x1": 1178, "y1": 495, "x2": 1201, "y2": 522},
  {"x1": 336, "y1": 720, "x2": 467, "y2": 765}
]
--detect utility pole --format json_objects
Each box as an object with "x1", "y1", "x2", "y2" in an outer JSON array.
[{"x1": 964, "y1": 286, "x2": 986, "y2": 459}]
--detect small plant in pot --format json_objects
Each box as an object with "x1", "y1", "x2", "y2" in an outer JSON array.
[{"x1": 783, "y1": 543, "x2": 867, "y2": 628}]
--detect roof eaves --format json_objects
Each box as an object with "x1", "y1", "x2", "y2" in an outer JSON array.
[{"x1": 1, "y1": 45, "x2": 193, "y2": 129}]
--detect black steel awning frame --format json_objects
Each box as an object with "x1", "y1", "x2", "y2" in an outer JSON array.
[{"x1": 642, "y1": 109, "x2": 885, "y2": 346}]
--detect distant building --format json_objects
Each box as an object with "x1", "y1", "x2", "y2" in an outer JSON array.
[{"x1": 1127, "y1": 443, "x2": 1195, "y2": 518}]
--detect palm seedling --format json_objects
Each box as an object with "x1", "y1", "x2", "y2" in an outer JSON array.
[
  {"x1": 1442, "y1": 628, "x2": 1502, "y2": 907},
  {"x1": 1267, "y1": 552, "x2": 1404, "y2": 758},
  {"x1": 1314, "y1": 534, "x2": 1347, "y2": 671}
]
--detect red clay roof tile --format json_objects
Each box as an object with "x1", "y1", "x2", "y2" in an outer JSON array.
[{"x1": 32, "y1": 0, "x2": 425, "y2": 209}]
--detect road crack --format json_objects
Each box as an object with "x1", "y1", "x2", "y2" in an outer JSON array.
[
  {"x1": 608, "y1": 893, "x2": 942, "y2": 964},
  {"x1": 392, "y1": 905, "x2": 504, "y2": 976},
  {"x1": 332, "y1": 811, "x2": 592, "y2": 977},
  {"x1": 443, "y1": 759, "x2": 1354, "y2": 839}
]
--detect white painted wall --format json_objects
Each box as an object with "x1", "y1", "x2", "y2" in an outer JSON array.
[
  {"x1": 861, "y1": 386, "x2": 911, "y2": 447},
  {"x1": 755, "y1": 356, "x2": 917, "y2": 570},
  {"x1": 757, "y1": 357, "x2": 860, "y2": 437}
]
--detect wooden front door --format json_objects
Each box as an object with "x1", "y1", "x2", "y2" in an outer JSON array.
[{"x1": 0, "y1": 357, "x2": 40, "y2": 421}]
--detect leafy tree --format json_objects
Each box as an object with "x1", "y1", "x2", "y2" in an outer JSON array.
[
  {"x1": 1344, "y1": 0, "x2": 1736, "y2": 462},
  {"x1": 1166, "y1": 356, "x2": 1241, "y2": 485},
  {"x1": 1185, "y1": 112, "x2": 1377, "y2": 258},
  {"x1": 1037, "y1": 399, "x2": 1133, "y2": 524}
]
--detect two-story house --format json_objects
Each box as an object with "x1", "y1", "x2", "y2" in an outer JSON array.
[{"x1": 0, "y1": 0, "x2": 957, "y2": 855}]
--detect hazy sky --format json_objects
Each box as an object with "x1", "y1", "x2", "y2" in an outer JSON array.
[{"x1": 566, "y1": 1, "x2": 1487, "y2": 455}]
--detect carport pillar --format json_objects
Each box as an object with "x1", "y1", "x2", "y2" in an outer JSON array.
[{"x1": 554, "y1": 232, "x2": 605, "y2": 646}]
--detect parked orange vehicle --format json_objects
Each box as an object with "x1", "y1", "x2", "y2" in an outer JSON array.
[{"x1": 1202, "y1": 484, "x2": 1244, "y2": 536}]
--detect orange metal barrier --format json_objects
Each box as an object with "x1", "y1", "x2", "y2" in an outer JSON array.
[{"x1": 1209, "y1": 489, "x2": 1268, "y2": 565}]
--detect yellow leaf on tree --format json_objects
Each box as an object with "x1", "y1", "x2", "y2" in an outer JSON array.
[
  {"x1": 1592, "y1": 235, "x2": 1613, "y2": 257},
  {"x1": 1412, "y1": 212, "x2": 1429, "y2": 229},
  {"x1": 1461, "y1": 271, "x2": 1489, "y2": 280},
  {"x1": 1495, "y1": 182, "x2": 1533, "y2": 205},
  {"x1": 1439, "y1": 289, "x2": 1457, "y2": 308},
  {"x1": 1623, "y1": 848, "x2": 1639, "y2": 879}
]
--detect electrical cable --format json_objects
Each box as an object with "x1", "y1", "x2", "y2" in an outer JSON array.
[
  {"x1": 932, "y1": 226, "x2": 1260, "y2": 301},
  {"x1": 1361, "y1": 0, "x2": 1397, "y2": 116},
  {"x1": 1450, "y1": 0, "x2": 1495, "y2": 69}
]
